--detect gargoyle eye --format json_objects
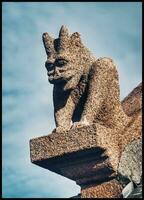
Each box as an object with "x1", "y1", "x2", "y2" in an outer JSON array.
[
  {"x1": 45, "y1": 61, "x2": 54, "y2": 70},
  {"x1": 55, "y1": 59, "x2": 68, "y2": 67}
]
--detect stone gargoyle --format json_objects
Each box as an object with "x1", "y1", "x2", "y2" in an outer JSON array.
[
  {"x1": 29, "y1": 26, "x2": 141, "y2": 198},
  {"x1": 42, "y1": 25, "x2": 131, "y2": 135}
]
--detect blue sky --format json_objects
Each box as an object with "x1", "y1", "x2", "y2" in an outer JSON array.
[{"x1": 2, "y1": 2, "x2": 142, "y2": 198}]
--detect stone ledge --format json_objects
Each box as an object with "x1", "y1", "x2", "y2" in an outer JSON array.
[
  {"x1": 30, "y1": 124, "x2": 118, "y2": 185},
  {"x1": 30, "y1": 125, "x2": 98, "y2": 163}
]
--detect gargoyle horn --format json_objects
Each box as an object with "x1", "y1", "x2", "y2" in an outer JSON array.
[
  {"x1": 58, "y1": 25, "x2": 69, "y2": 51},
  {"x1": 42, "y1": 32, "x2": 54, "y2": 56},
  {"x1": 59, "y1": 25, "x2": 69, "y2": 38},
  {"x1": 71, "y1": 32, "x2": 82, "y2": 47}
]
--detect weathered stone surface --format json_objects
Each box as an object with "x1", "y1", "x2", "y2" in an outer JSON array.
[
  {"x1": 30, "y1": 82, "x2": 142, "y2": 198},
  {"x1": 30, "y1": 125, "x2": 117, "y2": 184},
  {"x1": 30, "y1": 83, "x2": 142, "y2": 173},
  {"x1": 30, "y1": 24, "x2": 142, "y2": 198},
  {"x1": 43, "y1": 26, "x2": 132, "y2": 143},
  {"x1": 30, "y1": 125, "x2": 98, "y2": 163},
  {"x1": 122, "y1": 83, "x2": 142, "y2": 116},
  {"x1": 30, "y1": 120, "x2": 130, "y2": 181},
  {"x1": 30, "y1": 82, "x2": 141, "y2": 198},
  {"x1": 119, "y1": 109, "x2": 141, "y2": 155},
  {"x1": 118, "y1": 138, "x2": 142, "y2": 184},
  {"x1": 81, "y1": 179, "x2": 123, "y2": 198},
  {"x1": 118, "y1": 83, "x2": 142, "y2": 185}
]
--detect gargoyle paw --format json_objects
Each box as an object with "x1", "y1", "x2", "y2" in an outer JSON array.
[
  {"x1": 71, "y1": 120, "x2": 90, "y2": 129},
  {"x1": 52, "y1": 126, "x2": 70, "y2": 133}
]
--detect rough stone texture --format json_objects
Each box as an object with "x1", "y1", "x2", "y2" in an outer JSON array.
[
  {"x1": 30, "y1": 83, "x2": 142, "y2": 172},
  {"x1": 30, "y1": 82, "x2": 142, "y2": 198},
  {"x1": 81, "y1": 179, "x2": 123, "y2": 198},
  {"x1": 41, "y1": 26, "x2": 140, "y2": 172},
  {"x1": 118, "y1": 83, "x2": 142, "y2": 185},
  {"x1": 43, "y1": 25, "x2": 96, "y2": 133},
  {"x1": 118, "y1": 138, "x2": 142, "y2": 184},
  {"x1": 30, "y1": 123, "x2": 124, "y2": 174},
  {"x1": 30, "y1": 125, "x2": 117, "y2": 184},
  {"x1": 29, "y1": 26, "x2": 142, "y2": 198},
  {"x1": 121, "y1": 83, "x2": 142, "y2": 117},
  {"x1": 42, "y1": 26, "x2": 131, "y2": 140}
]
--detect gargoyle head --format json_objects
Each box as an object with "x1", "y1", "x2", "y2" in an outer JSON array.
[{"x1": 42, "y1": 25, "x2": 94, "y2": 91}]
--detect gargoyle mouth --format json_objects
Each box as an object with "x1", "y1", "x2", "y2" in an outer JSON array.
[
  {"x1": 48, "y1": 77, "x2": 65, "y2": 84},
  {"x1": 48, "y1": 76, "x2": 72, "y2": 84}
]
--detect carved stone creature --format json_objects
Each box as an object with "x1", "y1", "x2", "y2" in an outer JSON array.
[{"x1": 42, "y1": 25, "x2": 131, "y2": 134}]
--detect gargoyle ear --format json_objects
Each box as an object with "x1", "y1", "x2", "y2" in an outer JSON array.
[
  {"x1": 70, "y1": 32, "x2": 82, "y2": 47},
  {"x1": 42, "y1": 32, "x2": 54, "y2": 56}
]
